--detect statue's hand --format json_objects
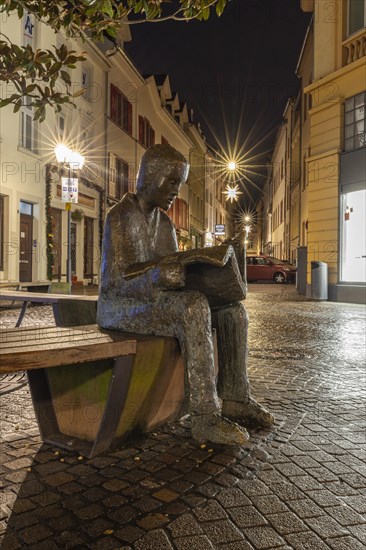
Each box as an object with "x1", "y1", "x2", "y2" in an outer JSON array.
[{"x1": 158, "y1": 257, "x2": 186, "y2": 289}]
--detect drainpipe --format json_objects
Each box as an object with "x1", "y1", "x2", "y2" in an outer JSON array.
[
  {"x1": 103, "y1": 68, "x2": 109, "y2": 244},
  {"x1": 299, "y1": 91, "x2": 303, "y2": 249},
  {"x1": 283, "y1": 118, "x2": 289, "y2": 259}
]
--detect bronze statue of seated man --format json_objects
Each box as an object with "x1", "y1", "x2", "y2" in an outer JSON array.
[{"x1": 97, "y1": 144, "x2": 274, "y2": 445}]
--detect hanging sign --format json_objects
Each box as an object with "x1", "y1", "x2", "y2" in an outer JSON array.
[
  {"x1": 215, "y1": 224, "x2": 225, "y2": 235},
  {"x1": 61, "y1": 177, "x2": 79, "y2": 203}
]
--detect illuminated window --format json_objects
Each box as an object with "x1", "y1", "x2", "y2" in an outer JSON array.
[
  {"x1": 341, "y1": 190, "x2": 366, "y2": 283},
  {"x1": 348, "y1": 0, "x2": 366, "y2": 35},
  {"x1": 345, "y1": 92, "x2": 366, "y2": 151}
]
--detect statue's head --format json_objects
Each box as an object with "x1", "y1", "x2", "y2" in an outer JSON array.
[{"x1": 136, "y1": 144, "x2": 189, "y2": 211}]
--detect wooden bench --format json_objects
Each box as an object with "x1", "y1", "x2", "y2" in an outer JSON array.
[
  {"x1": 0, "y1": 325, "x2": 185, "y2": 457},
  {"x1": 0, "y1": 281, "x2": 52, "y2": 292},
  {"x1": 0, "y1": 290, "x2": 98, "y2": 327}
]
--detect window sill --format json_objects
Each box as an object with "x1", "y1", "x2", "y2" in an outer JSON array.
[
  {"x1": 343, "y1": 144, "x2": 366, "y2": 154},
  {"x1": 108, "y1": 117, "x2": 133, "y2": 138},
  {"x1": 17, "y1": 146, "x2": 39, "y2": 159}
]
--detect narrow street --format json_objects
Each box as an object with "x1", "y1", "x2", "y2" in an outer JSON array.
[{"x1": 1, "y1": 286, "x2": 365, "y2": 550}]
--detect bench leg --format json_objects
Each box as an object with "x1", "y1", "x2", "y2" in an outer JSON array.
[
  {"x1": 51, "y1": 303, "x2": 62, "y2": 326},
  {"x1": 27, "y1": 355, "x2": 135, "y2": 458},
  {"x1": 27, "y1": 369, "x2": 60, "y2": 440},
  {"x1": 91, "y1": 355, "x2": 135, "y2": 457},
  {"x1": 16, "y1": 301, "x2": 29, "y2": 327}
]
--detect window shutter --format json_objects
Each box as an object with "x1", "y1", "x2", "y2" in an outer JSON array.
[
  {"x1": 139, "y1": 116, "x2": 144, "y2": 144},
  {"x1": 127, "y1": 102, "x2": 132, "y2": 135},
  {"x1": 123, "y1": 162, "x2": 129, "y2": 195},
  {"x1": 109, "y1": 153, "x2": 117, "y2": 197},
  {"x1": 122, "y1": 98, "x2": 128, "y2": 131},
  {"x1": 110, "y1": 85, "x2": 117, "y2": 121},
  {"x1": 150, "y1": 128, "x2": 155, "y2": 146}
]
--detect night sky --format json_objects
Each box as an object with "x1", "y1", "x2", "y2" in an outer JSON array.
[{"x1": 126, "y1": 0, "x2": 311, "y2": 204}]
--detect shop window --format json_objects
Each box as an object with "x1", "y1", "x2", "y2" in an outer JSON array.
[
  {"x1": 348, "y1": 0, "x2": 366, "y2": 36},
  {"x1": 341, "y1": 189, "x2": 366, "y2": 282},
  {"x1": 138, "y1": 116, "x2": 155, "y2": 148},
  {"x1": 110, "y1": 84, "x2": 133, "y2": 134},
  {"x1": 345, "y1": 92, "x2": 366, "y2": 151}
]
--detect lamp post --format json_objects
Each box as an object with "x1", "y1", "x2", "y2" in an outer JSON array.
[{"x1": 54, "y1": 145, "x2": 85, "y2": 289}]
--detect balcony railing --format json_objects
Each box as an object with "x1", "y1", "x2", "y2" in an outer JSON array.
[{"x1": 343, "y1": 28, "x2": 366, "y2": 66}]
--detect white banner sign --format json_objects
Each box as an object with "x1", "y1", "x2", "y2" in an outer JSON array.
[{"x1": 61, "y1": 177, "x2": 79, "y2": 203}]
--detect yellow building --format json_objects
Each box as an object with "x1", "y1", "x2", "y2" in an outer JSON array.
[{"x1": 301, "y1": 0, "x2": 366, "y2": 303}]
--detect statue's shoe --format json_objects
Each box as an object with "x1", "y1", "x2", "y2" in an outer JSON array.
[
  {"x1": 222, "y1": 398, "x2": 275, "y2": 428},
  {"x1": 191, "y1": 413, "x2": 249, "y2": 445}
]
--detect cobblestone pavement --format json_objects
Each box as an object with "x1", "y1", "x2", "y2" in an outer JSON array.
[{"x1": 1, "y1": 285, "x2": 365, "y2": 549}]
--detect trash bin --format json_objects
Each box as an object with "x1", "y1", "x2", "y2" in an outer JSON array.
[{"x1": 311, "y1": 261, "x2": 328, "y2": 300}]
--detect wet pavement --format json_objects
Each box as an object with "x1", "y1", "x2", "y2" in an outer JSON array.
[{"x1": 0, "y1": 284, "x2": 365, "y2": 549}]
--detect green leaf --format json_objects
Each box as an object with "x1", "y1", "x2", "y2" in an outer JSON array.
[
  {"x1": 101, "y1": 0, "x2": 114, "y2": 18},
  {"x1": 60, "y1": 71, "x2": 71, "y2": 85},
  {"x1": 215, "y1": 0, "x2": 226, "y2": 17},
  {"x1": 201, "y1": 6, "x2": 210, "y2": 20},
  {"x1": 13, "y1": 100, "x2": 22, "y2": 113}
]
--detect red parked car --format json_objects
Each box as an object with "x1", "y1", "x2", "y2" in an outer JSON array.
[{"x1": 246, "y1": 255, "x2": 297, "y2": 284}]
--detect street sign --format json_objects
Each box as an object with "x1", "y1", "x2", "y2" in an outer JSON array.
[
  {"x1": 215, "y1": 224, "x2": 225, "y2": 235},
  {"x1": 61, "y1": 177, "x2": 79, "y2": 203}
]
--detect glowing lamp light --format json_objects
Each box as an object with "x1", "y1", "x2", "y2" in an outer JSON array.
[
  {"x1": 55, "y1": 145, "x2": 85, "y2": 169},
  {"x1": 227, "y1": 161, "x2": 237, "y2": 172},
  {"x1": 223, "y1": 184, "x2": 242, "y2": 202},
  {"x1": 244, "y1": 224, "x2": 252, "y2": 235},
  {"x1": 244, "y1": 215, "x2": 251, "y2": 222}
]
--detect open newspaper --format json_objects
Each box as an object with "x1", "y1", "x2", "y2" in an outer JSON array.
[{"x1": 125, "y1": 244, "x2": 246, "y2": 308}]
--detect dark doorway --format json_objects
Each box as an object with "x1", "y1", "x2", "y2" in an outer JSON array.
[
  {"x1": 84, "y1": 217, "x2": 94, "y2": 278},
  {"x1": 19, "y1": 214, "x2": 33, "y2": 282},
  {"x1": 51, "y1": 208, "x2": 62, "y2": 280}
]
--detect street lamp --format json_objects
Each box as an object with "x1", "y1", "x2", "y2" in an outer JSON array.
[
  {"x1": 54, "y1": 145, "x2": 85, "y2": 289},
  {"x1": 223, "y1": 183, "x2": 242, "y2": 203},
  {"x1": 227, "y1": 161, "x2": 237, "y2": 172}
]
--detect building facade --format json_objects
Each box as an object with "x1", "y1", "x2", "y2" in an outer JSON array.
[
  {"x1": 256, "y1": 1, "x2": 365, "y2": 303},
  {"x1": 0, "y1": 15, "x2": 227, "y2": 284},
  {"x1": 301, "y1": 0, "x2": 365, "y2": 302}
]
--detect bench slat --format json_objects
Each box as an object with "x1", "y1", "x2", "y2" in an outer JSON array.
[
  {"x1": 1, "y1": 335, "x2": 133, "y2": 352},
  {"x1": 0, "y1": 325, "x2": 137, "y2": 372},
  {"x1": 0, "y1": 340, "x2": 137, "y2": 372},
  {"x1": 0, "y1": 325, "x2": 106, "y2": 345},
  {"x1": 0, "y1": 290, "x2": 97, "y2": 303}
]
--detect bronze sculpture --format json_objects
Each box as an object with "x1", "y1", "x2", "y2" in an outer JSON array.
[{"x1": 97, "y1": 144, "x2": 274, "y2": 444}]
